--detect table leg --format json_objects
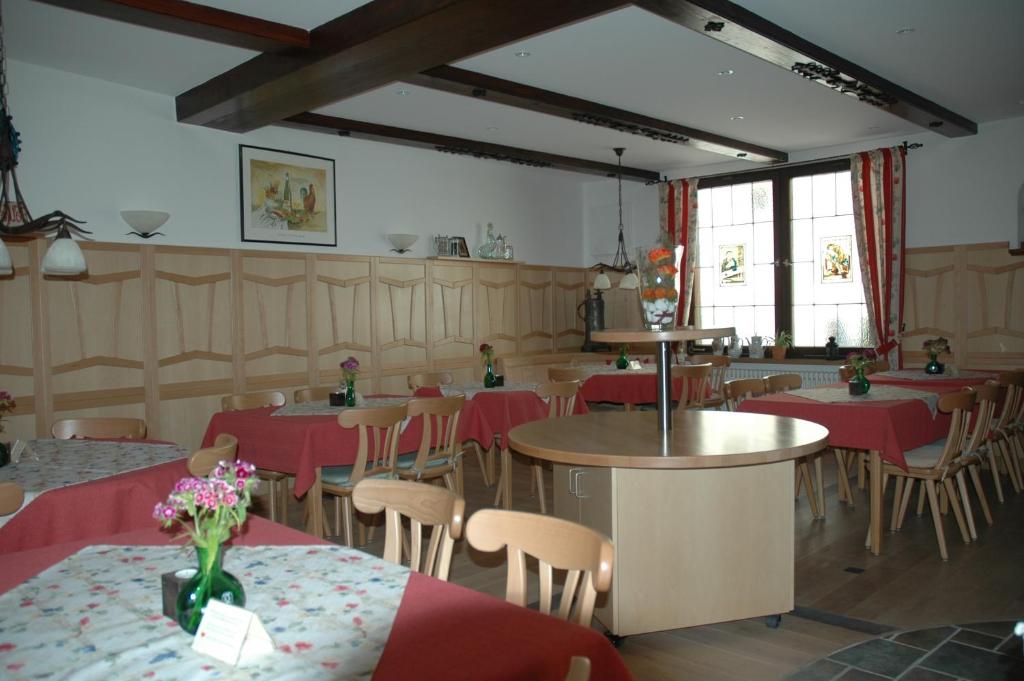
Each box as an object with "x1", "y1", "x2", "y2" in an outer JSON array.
[
  {"x1": 501, "y1": 447, "x2": 512, "y2": 510},
  {"x1": 304, "y1": 467, "x2": 324, "y2": 538},
  {"x1": 656, "y1": 340, "x2": 672, "y2": 432},
  {"x1": 869, "y1": 450, "x2": 882, "y2": 556}
]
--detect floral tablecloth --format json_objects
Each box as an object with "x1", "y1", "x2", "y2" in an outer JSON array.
[
  {"x1": 787, "y1": 385, "x2": 940, "y2": 417},
  {"x1": 0, "y1": 544, "x2": 410, "y2": 680},
  {"x1": 441, "y1": 383, "x2": 540, "y2": 400},
  {"x1": 272, "y1": 397, "x2": 409, "y2": 417},
  {"x1": 875, "y1": 369, "x2": 993, "y2": 381}
]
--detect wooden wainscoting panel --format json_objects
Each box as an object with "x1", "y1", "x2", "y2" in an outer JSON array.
[
  {"x1": 241, "y1": 254, "x2": 309, "y2": 378},
  {"x1": 593, "y1": 269, "x2": 642, "y2": 330},
  {"x1": 159, "y1": 393, "x2": 224, "y2": 451},
  {"x1": 375, "y1": 258, "x2": 428, "y2": 373},
  {"x1": 964, "y1": 244, "x2": 1024, "y2": 370},
  {"x1": 517, "y1": 265, "x2": 553, "y2": 356},
  {"x1": 51, "y1": 402, "x2": 147, "y2": 430},
  {"x1": 476, "y1": 262, "x2": 518, "y2": 360},
  {"x1": 553, "y1": 268, "x2": 586, "y2": 352},
  {"x1": 0, "y1": 239, "x2": 37, "y2": 440},
  {"x1": 46, "y1": 247, "x2": 145, "y2": 399},
  {"x1": 314, "y1": 255, "x2": 374, "y2": 387},
  {"x1": 903, "y1": 246, "x2": 959, "y2": 367},
  {"x1": 428, "y1": 260, "x2": 475, "y2": 363},
  {"x1": 154, "y1": 249, "x2": 234, "y2": 387}
]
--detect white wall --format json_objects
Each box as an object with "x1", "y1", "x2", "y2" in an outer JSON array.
[
  {"x1": 9, "y1": 60, "x2": 587, "y2": 266},
  {"x1": 583, "y1": 115, "x2": 1024, "y2": 254}
]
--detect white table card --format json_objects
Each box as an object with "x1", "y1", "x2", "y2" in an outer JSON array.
[{"x1": 192, "y1": 599, "x2": 275, "y2": 666}]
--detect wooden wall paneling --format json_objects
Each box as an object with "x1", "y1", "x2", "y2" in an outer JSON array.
[
  {"x1": 313, "y1": 255, "x2": 374, "y2": 394},
  {"x1": 964, "y1": 243, "x2": 1024, "y2": 370},
  {"x1": 28, "y1": 239, "x2": 52, "y2": 435},
  {"x1": 230, "y1": 250, "x2": 245, "y2": 393},
  {"x1": 376, "y1": 257, "x2": 427, "y2": 394},
  {"x1": 902, "y1": 246, "x2": 959, "y2": 368},
  {"x1": 427, "y1": 259, "x2": 475, "y2": 367},
  {"x1": 591, "y1": 269, "x2": 642, "y2": 330},
  {"x1": 517, "y1": 265, "x2": 554, "y2": 355},
  {"x1": 553, "y1": 267, "x2": 586, "y2": 351},
  {"x1": 241, "y1": 252, "x2": 309, "y2": 383},
  {"x1": 159, "y1": 393, "x2": 224, "y2": 452},
  {"x1": 140, "y1": 245, "x2": 161, "y2": 437},
  {"x1": 476, "y1": 262, "x2": 518, "y2": 366},
  {"x1": 304, "y1": 254, "x2": 318, "y2": 389},
  {"x1": 0, "y1": 239, "x2": 39, "y2": 441},
  {"x1": 47, "y1": 244, "x2": 145, "y2": 423}
]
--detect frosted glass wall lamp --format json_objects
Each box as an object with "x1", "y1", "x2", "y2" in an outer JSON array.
[
  {"x1": 386, "y1": 233, "x2": 418, "y2": 254},
  {"x1": 121, "y1": 210, "x2": 169, "y2": 239}
]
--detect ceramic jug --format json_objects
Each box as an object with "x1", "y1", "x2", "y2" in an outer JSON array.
[
  {"x1": 727, "y1": 335, "x2": 744, "y2": 358},
  {"x1": 748, "y1": 335, "x2": 765, "y2": 359}
]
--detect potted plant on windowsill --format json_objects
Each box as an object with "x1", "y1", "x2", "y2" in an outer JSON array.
[{"x1": 769, "y1": 330, "x2": 793, "y2": 360}]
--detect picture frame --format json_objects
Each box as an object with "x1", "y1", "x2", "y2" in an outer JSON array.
[
  {"x1": 454, "y1": 236, "x2": 471, "y2": 258},
  {"x1": 820, "y1": 235, "x2": 853, "y2": 283},
  {"x1": 239, "y1": 145, "x2": 337, "y2": 247},
  {"x1": 718, "y1": 243, "x2": 746, "y2": 286}
]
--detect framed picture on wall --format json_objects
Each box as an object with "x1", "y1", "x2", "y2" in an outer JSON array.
[{"x1": 239, "y1": 145, "x2": 337, "y2": 246}]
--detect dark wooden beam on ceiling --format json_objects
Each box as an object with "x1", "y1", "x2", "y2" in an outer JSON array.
[
  {"x1": 283, "y1": 112, "x2": 661, "y2": 182},
  {"x1": 408, "y1": 65, "x2": 787, "y2": 163},
  {"x1": 635, "y1": 0, "x2": 977, "y2": 137},
  {"x1": 33, "y1": 0, "x2": 310, "y2": 52},
  {"x1": 176, "y1": 0, "x2": 629, "y2": 133}
]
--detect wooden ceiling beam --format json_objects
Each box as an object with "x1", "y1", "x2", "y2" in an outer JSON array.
[
  {"x1": 283, "y1": 113, "x2": 661, "y2": 182},
  {"x1": 408, "y1": 65, "x2": 788, "y2": 163},
  {"x1": 176, "y1": 0, "x2": 629, "y2": 133},
  {"x1": 635, "y1": 0, "x2": 977, "y2": 137},
  {"x1": 33, "y1": 0, "x2": 310, "y2": 52}
]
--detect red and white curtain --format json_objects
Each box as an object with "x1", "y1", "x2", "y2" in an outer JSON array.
[
  {"x1": 659, "y1": 178, "x2": 698, "y2": 326},
  {"x1": 851, "y1": 146, "x2": 907, "y2": 368}
]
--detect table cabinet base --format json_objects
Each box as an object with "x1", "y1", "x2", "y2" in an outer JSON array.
[{"x1": 554, "y1": 461, "x2": 795, "y2": 636}]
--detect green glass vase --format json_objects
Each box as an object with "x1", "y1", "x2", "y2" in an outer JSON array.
[
  {"x1": 484, "y1": 360, "x2": 496, "y2": 388},
  {"x1": 345, "y1": 378, "x2": 356, "y2": 406},
  {"x1": 616, "y1": 348, "x2": 629, "y2": 370},
  {"x1": 176, "y1": 544, "x2": 245, "y2": 635},
  {"x1": 848, "y1": 367, "x2": 870, "y2": 395},
  {"x1": 924, "y1": 352, "x2": 944, "y2": 375}
]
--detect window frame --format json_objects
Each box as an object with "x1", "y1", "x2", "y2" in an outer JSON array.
[{"x1": 694, "y1": 157, "x2": 866, "y2": 359}]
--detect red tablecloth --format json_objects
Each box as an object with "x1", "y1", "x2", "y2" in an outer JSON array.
[
  {"x1": 868, "y1": 372, "x2": 995, "y2": 390},
  {"x1": 202, "y1": 400, "x2": 495, "y2": 498},
  {"x1": 416, "y1": 387, "x2": 589, "y2": 447},
  {"x1": 0, "y1": 518, "x2": 633, "y2": 681},
  {"x1": 0, "y1": 458, "x2": 189, "y2": 554},
  {"x1": 737, "y1": 383, "x2": 958, "y2": 469},
  {"x1": 581, "y1": 372, "x2": 684, "y2": 405}
]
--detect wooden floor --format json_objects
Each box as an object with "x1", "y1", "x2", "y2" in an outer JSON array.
[{"x1": 273, "y1": 449, "x2": 1024, "y2": 681}]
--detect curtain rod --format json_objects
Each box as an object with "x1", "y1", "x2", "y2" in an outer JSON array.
[{"x1": 647, "y1": 141, "x2": 923, "y2": 185}]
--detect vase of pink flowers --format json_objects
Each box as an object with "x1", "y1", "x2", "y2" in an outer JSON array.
[
  {"x1": 480, "y1": 343, "x2": 496, "y2": 388},
  {"x1": 922, "y1": 337, "x2": 949, "y2": 375},
  {"x1": 846, "y1": 349, "x2": 877, "y2": 395},
  {"x1": 153, "y1": 460, "x2": 257, "y2": 634},
  {"x1": 340, "y1": 356, "x2": 360, "y2": 406},
  {"x1": 0, "y1": 390, "x2": 15, "y2": 466}
]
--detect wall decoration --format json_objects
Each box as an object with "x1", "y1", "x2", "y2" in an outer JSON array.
[
  {"x1": 453, "y1": 237, "x2": 471, "y2": 258},
  {"x1": 239, "y1": 145, "x2": 336, "y2": 247},
  {"x1": 821, "y1": 236, "x2": 852, "y2": 283},
  {"x1": 718, "y1": 244, "x2": 745, "y2": 286}
]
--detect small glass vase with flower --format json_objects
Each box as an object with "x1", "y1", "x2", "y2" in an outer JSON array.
[
  {"x1": 846, "y1": 349, "x2": 877, "y2": 395},
  {"x1": 480, "y1": 343, "x2": 496, "y2": 388},
  {"x1": 153, "y1": 460, "x2": 257, "y2": 634},
  {"x1": 340, "y1": 356, "x2": 360, "y2": 406},
  {"x1": 635, "y1": 244, "x2": 682, "y2": 331},
  {"x1": 0, "y1": 390, "x2": 15, "y2": 466},
  {"x1": 921, "y1": 337, "x2": 949, "y2": 375}
]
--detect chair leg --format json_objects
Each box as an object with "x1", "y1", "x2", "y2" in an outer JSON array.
[
  {"x1": 987, "y1": 450, "x2": 1005, "y2": 503},
  {"x1": 916, "y1": 480, "x2": 928, "y2": 516},
  {"x1": 471, "y1": 441, "x2": 492, "y2": 488},
  {"x1": 968, "y1": 465, "x2": 994, "y2": 526},
  {"x1": 798, "y1": 461, "x2": 821, "y2": 518},
  {"x1": 815, "y1": 456, "x2": 825, "y2": 517},
  {"x1": 942, "y1": 477, "x2": 970, "y2": 545},
  {"x1": 857, "y1": 453, "x2": 866, "y2": 490},
  {"x1": 333, "y1": 497, "x2": 342, "y2": 538},
  {"x1": 532, "y1": 462, "x2": 547, "y2": 515},
  {"x1": 997, "y1": 440, "x2": 1022, "y2": 492},
  {"x1": 279, "y1": 478, "x2": 290, "y2": 526},
  {"x1": 896, "y1": 478, "x2": 915, "y2": 530},
  {"x1": 924, "y1": 480, "x2": 949, "y2": 561},
  {"x1": 341, "y1": 496, "x2": 355, "y2": 548},
  {"x1": 266, "y1": 478, "x2": 279, "y2": 522},
  {"x1": 833, "y1": 450, "x2": 849, "y2": 503},
  {"x1": 955, "y1": 470, "x2": 977, "y2": 540},
  {"x1": 890, "y1": 475, "x2": 905, "y2": 533}
]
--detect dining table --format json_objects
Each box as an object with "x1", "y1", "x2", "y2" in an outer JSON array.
[
  {"x1": 737, "y1": 371, "x2": 994, "y2": 556},
  {"x1": 201, "y1": 397, "x2": 495, "y2": 537},
  {"x1": 0, "y1": 516, "x2": 633, "y2": 681},
  {"x1": 0, "y1": 438, "x2": 189, "y2": 553}
]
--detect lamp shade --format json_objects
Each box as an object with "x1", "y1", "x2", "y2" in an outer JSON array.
[
  {"x1": 120, "y1": 210, "x2": 169, "y2": 235},
  {"x1": 0, "y1": 238, "x2": 12, "y2": 276},
  {"x1": 41, "y1": 233, "x2": 87, "y2": 276},
  {"x1": 619, "y1": 272, "x2": 639, "y2": 290},
  {"x1": 386, "y1": 233, "x2": 418, "y2": 252},
  {"x1": 593, "y1": 272, "x2": 612, "y2": 290}
]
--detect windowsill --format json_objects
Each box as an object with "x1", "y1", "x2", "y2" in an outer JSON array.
[{"x1": 729, "y1": 356, "x2": 845, "y2": 366}]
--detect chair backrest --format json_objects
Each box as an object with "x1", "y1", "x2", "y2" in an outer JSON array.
[
  {"x1": 765, "y1": 373, "x2": 803, "y2": 394},
  {"x1": 404, "y1": 395, "x2": 465, "y2": 475},
  {"x1": 294, "y1": 386, "x2": 333, "y2": 403},
  {"x1": 723, "y1": 378, "x2": 767, "y2": 410},
  {"x1": 51, "y1": 417, "x2": 147, "y2": 440},
  {"x1": 671, "y1": 363, "x2": 712, "y2": 410},
  {"x1": 536, "y1": 381, "x2": 580, "y2": 418},
  {"x1": 995, "y1": 371, "x2": 1024, "y2": 430},
  {"x1": 838, "y1": 364, "x2": 856, "y2": 382},
  {"x1": 187, "y1": 433, "x2": 239, "y2": 477},
  {"x1": 0, "y1": 482, "x2": 25, "y2": 516},
  {"x1": 965, "y1": 383, "x2": 1001, "y2": 455},
  {"x1": 565, "y1": 657, "x2": 591, "y2": 681},
  {"x1": 337, "y1": 404, "x2": 408, "y2": 484},
  {"x1": 696, "y1": 355, "x2": 732, "y2": 396},
  {"x1": 466, "y1": 509, "x2": 613, "y2": 626},
  {"x1": 352, "y1": 478, "x2": 465, "y2": 581},
  {"x1": 930, "y1": 389, "x2": 978, "y2": 470},
  {"x1": 548, "y1": 367, "x2": 587, "y2": 382},
  {"x1": 221, "y1": 391, "x2": 286, "y2": 411},
  {"x1": 407, "y1": 372, "x2": 454, "y2": 391}
]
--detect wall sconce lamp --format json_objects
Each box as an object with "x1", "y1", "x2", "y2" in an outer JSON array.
[
  {"x1": 121, "y1": 210, "x2": 170, "y2": 239},
  {"x1": 386, "y1": 233, "x2": 418, "y2": 254}
]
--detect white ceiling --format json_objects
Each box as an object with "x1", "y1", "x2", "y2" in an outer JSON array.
[{"x1": 6, "y1": 0, "x2": 1023, "y2": 175}]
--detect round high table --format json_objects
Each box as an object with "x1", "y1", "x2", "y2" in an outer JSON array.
[
  {"x1": 592, "y1": 326, "x2": 734, "y2": 430},
  {"x1": 509, "y1": 410, "x2": 829, "y2": 637}
]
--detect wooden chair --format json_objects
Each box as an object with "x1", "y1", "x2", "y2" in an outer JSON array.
[
  {"x1": 671, "y1": 363, "x2": 712, "y2": 410},
  {"x1": 991, "y1": 371, "x2": 1024, "y2": 497},
  {"x1": 722, "y1": 378, "x2": 767, "y2": 411},
  {"x1": 548, "y1": 367, "x2": 587, "y2": 382},
  {"x1": 950, "y1": 383, "x2": 999, "y2": 539},
  {"x1": 0, "y1": 482, "x2": 25, "y2": 516},
  {"x1": 294, "y1": 386, "x2": 333, "y2": 403},
  {"x1": 884, "y1": 390, "x2": 977, "y2": 560},
  {"x1": 763, "y1": 374, "x2": 825, "y2": 519},
  {"x1": 508, "y1": 381, "x2": 581, "y2": 515},
  {"x1": 352, "y1": 478, "x2": 465, "y2": 581},
  {"x1": 51, "y1": 417, "x2": 147, "y2": 440},
  {"x1": 689, "y1": 355, "x2": 730, "y2": 409},
  {"x1": 396, "y1": 395, "x2": 465, "y2": 493},
  {"x1": 565, "y1": 657, "x2": 591, "y2": 681},
  {"x1": 321, "y1": 404, "x2": 408, "y2": 547},
  {"x1": 187, "y1": 433, "x2": 239, "y2": 477},
  {"x1": 220, "y1": 391, "x2": 290, "y2": 523},
  {"x1": 407, "y1": 372, "x2": 454, "y2": 391},
  {"x1": 465, "y1": 509, "x2": 613, "y2": 627},
  {"x1": 764, "y1": 373, "x2": 802, "y2": 393}
]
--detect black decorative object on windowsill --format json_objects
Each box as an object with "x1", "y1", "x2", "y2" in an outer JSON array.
[{"x1": 825, "y1": 336, "x2": 839, "y2": 360}]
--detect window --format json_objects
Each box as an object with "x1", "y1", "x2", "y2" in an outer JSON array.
[{"x1": 694, "y1": 160, "x2": 870, "y2": 354}]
